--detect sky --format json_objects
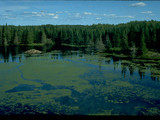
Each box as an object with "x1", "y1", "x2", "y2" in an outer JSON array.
[{"x1": 0, "y1": 1, "x2": 160, "y2": 25}]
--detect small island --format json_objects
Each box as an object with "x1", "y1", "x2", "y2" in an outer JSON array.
[{"x1": 24, "y1": 49, "x2": 42, "y2": 54}]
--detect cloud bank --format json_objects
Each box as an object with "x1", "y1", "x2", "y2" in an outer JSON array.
[
  {"x1": 130, "y1": 2, "x2": 146, "y2": 7},
  {"x1": 141, "y1": 11, "x2": 152, "y2": 14}
]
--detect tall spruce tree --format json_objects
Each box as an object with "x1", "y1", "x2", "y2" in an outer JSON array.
[
  {"x1": 41, "y1": 31, "x2": 47, "y2": 45},
  {"x1": 96, "y1": 35, "x2": 105, "y2": 51},
  {"x1": 4, "y1": 37, "x2": 8, "y2": 46},
  {"x1": 0, "y1": 29, "x2": 2, "y2": 45},
  {"x1": 105, "y1": 35, "x2": 112, "y2": 51},
  {"x1": 27, "y1": 31, "x2": 34, "y2": 44},
  {"x1": 138, "y1": 30, "x2": 148, "y2": 55},
  {"x1": 121, "y1": 31, "x2": 129, "y2": 52},
  {"x1": 13, "y1": 31, "x2": 19, "y2": 45}
]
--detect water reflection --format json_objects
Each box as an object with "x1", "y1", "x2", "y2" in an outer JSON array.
[
  {"x1": 0, "y1": 46, "x2": 159, "y2": 81},
  {"x1": 138, "y1": 68, "x2": 146, "y2": 80},
  {"x1": 128, "y1": 65, "x2": 135, "y2": 76},
  {"x1": 121, "y1": 65, "x2": 127, "y2": 78}
]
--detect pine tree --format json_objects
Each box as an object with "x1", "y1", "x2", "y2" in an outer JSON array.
[
  {"x1": 130, "y1": 42, "x2": 137, "y2": 58},
  {"x1": 6, "y1": 30, "x2": 11, "y2": 45},
  {"x1": 96, "y1": 35, "x2": 106, "y2": 52},
  {"x1": 4, "y1": 37, "x2": 8, "y2": 46},
  {"x1": 152, "y1": 29, "x2": 157, "y2": 49},
  {"x1": 46, "y1": 38, "x2": 54, "y2": 45},
  {"x1": 105, "y1": 35, "x2": 112, "y2": 51},
  {"x1": 121, "y1": 31, "x2": 129, "y2": 52},
  {"x1": 13, "y1": 31, "x2": 19, "y2": 45},
  {"x1": 22, "y1": 30, "x2": 27, "y2": 44},
  {"x1": 156, "y1": 28, "x2": 160, "y2": 52},
  {"x1": 27, "y1": 31, "x2": 34, "y2": 44},
  {"x1": 41, "y1": 31, "x2": 47, "y2": 44},
  {"x1": 138, "y1": 30, "x2": 148, "y2": 55},
  {"x1": 144, "y1": 26, "x2": 150, "y2": 48},
  {"x1": 2, "y1": 25, "x2": 6, "y2": 45},
  {"x1": 0, "y1": 30, "x2": 2, "y2": 45}
]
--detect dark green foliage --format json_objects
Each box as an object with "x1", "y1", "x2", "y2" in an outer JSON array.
[
  {"x1": 21, "y1": 30, "x2": 28, "y2": 44},
  {"x1": 13, "y1": 31, "x2": 19, "y2": 46},
  {"x1": 156, "y1": 28, "x2": 160, "y2": 52},
  {"x1": 0, "y1": 30, "x2": 2, "y2": 45},
  {"x1": 27, "y1": 30, "x2": 34, "y2": 44},
  {"x1": 4, "y1": 37, "x2": 8, "y2": 46},
  {"x1": 2, "y1": 25, "x2": 8, "y2": 46},
  {"x1": 0, "y1": 20, "x2": 159, "y2": 54},
  {"x1": 105, "y1": 35, "x2": 112, "y2": 51},
  {"x1": 41, "y1": 31, "x2": 47, "y2": 45},
  {"x1": 96, "y1": 35, "x2": 106, "y2": 52},
  {"x1": 121, "y1": 31, "x2": 129, "y2": 52},
  {"x1": 137, "y1": 31, "x2": 148, "y2": 55}
]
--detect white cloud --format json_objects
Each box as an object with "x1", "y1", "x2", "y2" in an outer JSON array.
[
  {"x1": 84, "y1": 12, "x2": 92, "y2": 15},
  {"x1": 26, "y1": 11, "x2": 57, "y2": 17},
  {"x1": 3, "y1": 6, "x2": 29, "y2": 12},
  {"x1": 141, "y1": 11, "x2": 152, "y2": 14},
  {"x1": 103, "y1": 14, "x2": 134, "y2": 19},
  {"x1": 21, "y1": 11, "x2": 59, "y2": 20},
  {"x1": 75, "y1": 13, "x2": 82, "y2": 18},
  {"x1": 103, "y1": 14, "x2": 116, "y2": 17},
  {"x1": 117, "y1": 16, "x2": 134, "y2": 19},
  {"x1": 108, "y1": 14, "x2": 116, "y2": 17},
  {"x1": 48, "y1": 13, "x2": 55, "y2": 16},
  {"x1": 32, "y1": 12, "x2": 38, "y2": 14},
  {"x1": 103, "y1": 14, "x2": 107, "y2": 16},
  {"x1": 96, "y1": 17, "x2": 101, "y2": 20},
  {"x1": 52, "y1": 14, "x2": 58, "y2": 19},
  {"x1": 130, "y1": 2, "x2": 146, "y2": 7},
  {"x1": 56, "y1": 11, "x2": 63, "y2": 14},
  {"x1": 1, "y1": 14, "x2": 17, "y2": 20}
]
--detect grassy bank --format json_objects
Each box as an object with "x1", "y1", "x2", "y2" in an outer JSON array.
[
  {"x1": 0, "y1": 43, "x2": 45, "y2": 47},
  {"x1": 99, "y1": 50, "x2": 160, "y2": 61},
  {"x1": 62, "y1": 43, "x2": 86, "y2": 48},
  {"x1": 20, "y1": 43, "x2": 44, "y2": 46}
]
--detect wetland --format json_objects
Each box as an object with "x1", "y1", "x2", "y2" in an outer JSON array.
[{"x1": 0, "y1": 45, "x2": 160, "y2": 115}]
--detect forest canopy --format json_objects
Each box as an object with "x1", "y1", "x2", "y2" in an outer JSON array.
[{"x1": 0, "y1": 20, "x2": 160, "y2": 55}]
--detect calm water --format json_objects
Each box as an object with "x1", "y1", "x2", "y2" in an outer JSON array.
[{"x1": 0, "y1": 46, "x2": 160, "y2": 115}]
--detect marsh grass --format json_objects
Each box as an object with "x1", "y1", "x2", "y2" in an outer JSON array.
[{"x1": 0, "y1": 51, "x2": 160, "y2": 115}]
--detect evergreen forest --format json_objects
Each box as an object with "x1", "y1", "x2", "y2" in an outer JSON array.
[{"x1": 0, "y1": 20, "x2": 160, "y2": 56}]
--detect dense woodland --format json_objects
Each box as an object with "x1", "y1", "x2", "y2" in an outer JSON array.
[{"x1": 0, "y1": 20, "x2": 160, "y2": 55}]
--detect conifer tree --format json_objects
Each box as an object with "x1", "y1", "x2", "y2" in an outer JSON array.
[
  {"x1": 121, "y1": 31, "x2": 129, "y2": 52},
  {"x1": 41, "y1": 31, "x2": 47, "y2": 45},
  {"x1": 4, "y1": 37, "x2": 8, "y2": 46},
  {"x1": 96, "y1": 35, "x2": 105, "y2": 51},
  {"x1": 13, "y1": 31, "x2": 19, "y2": 45},
  {"x1": 138, "y1": 30, "x2": 148, "y2": 55},
  {"x1": 27, "y1": 31, "x2": 34, "y2": 44},
  {"x1": 105, "y1": 35, "x2": 112, "y2": 51},
  {"x1": 0, "y1": 30, "x2": 2, "y2": 45}
]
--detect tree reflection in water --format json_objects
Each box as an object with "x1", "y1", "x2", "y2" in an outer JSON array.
[{"x1": 0, "y1": 46, "x2": 159, "y2": 81}]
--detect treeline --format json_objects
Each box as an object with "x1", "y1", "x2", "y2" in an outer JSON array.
[{"x1": 0, "y1": 20, "x2": 160, "y2": 55}]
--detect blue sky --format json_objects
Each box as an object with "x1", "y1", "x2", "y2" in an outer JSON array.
[{"x1": 0, "y1": 1, "x2": 160, "y2": 25}]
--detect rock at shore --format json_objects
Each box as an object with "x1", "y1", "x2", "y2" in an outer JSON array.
[{"x1": 24, "y1": 49, "x2": 42, "y2": 54}]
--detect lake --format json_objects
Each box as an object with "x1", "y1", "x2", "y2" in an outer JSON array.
[{"x1": 0, "y1": 46, "x2": 160, "y2": 115}]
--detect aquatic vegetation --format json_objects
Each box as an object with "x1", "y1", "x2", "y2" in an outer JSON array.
[
  {"x1": 0, "y1": 49, "x2": 160, "y2": 115},
  {"x1": 89, "y1": 109, "x2": 113, "y2": 115},
  {"x1": 19, "y1": 58, "x2": 92, "y2": 93},
  {"x1": 150, "y1": 68, "x2": 160, "y2": 79},
  {"x1": 141, "y1": 107, "x2": 160, "y2": 115},
  {"x1": 110, "y1": 80, "x2": 133, "y2": 87},
  {"x1": 6, "y1": 84, "x2": 35, "y2": 93}
]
